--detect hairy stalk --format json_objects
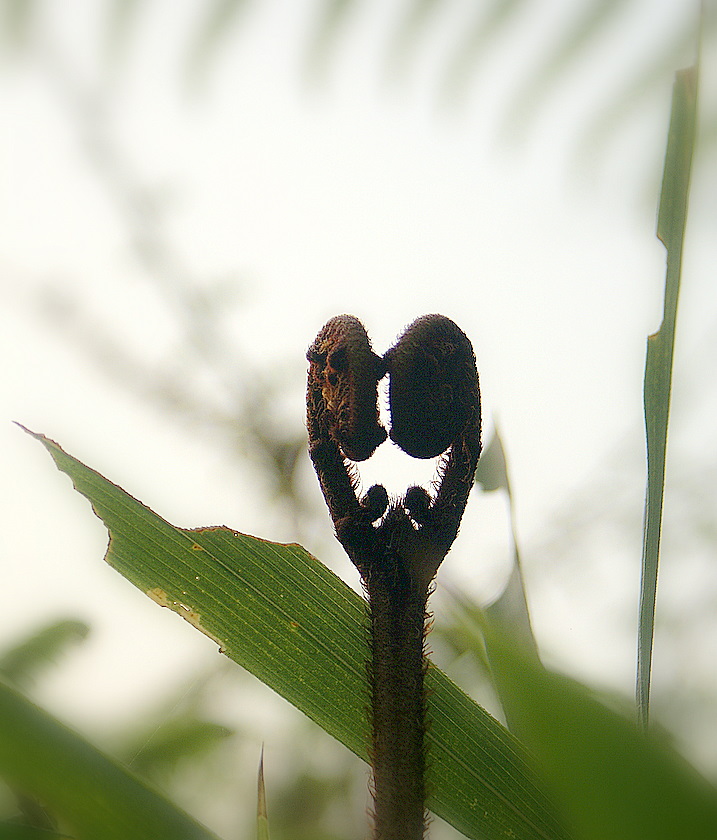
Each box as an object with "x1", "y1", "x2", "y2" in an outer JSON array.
[
  {"x1": 367, "y1": 570, "x2": 428, "y2": 840},
  {"x1": 306, "y1": 314, "x2": 481, "y2": 839}
]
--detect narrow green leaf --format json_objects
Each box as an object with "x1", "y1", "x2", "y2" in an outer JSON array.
[
  {"x1": 385, "y1": 0, "x2": 444, "y2": 77},
  {"x1": 127, "y1": 718, "x2": 234, "y2": 775},
  {"x1": 257, "y1": 747, "x2": 269, "y2": 840},
  {"x1": 26, "y1": 427, "x2": 570, "y2": 840},
  {"x1": 0, "y1": 620, "x2": 90, "y2": 687},
  {"x1": 475, "y1": 429, "x2": 538, "y2": 660},
  {"x1": 503, "y1": 0, "x2": 625, "y2": 136},
  {"x1": 304, "y1": 0, "x2": 358, "y2": 80},
  {"x1": 577, "y1": 20, "x2": 699, "y2": 171},
  {"x1": 637, "y1": 63, "x2": 698, "y2": 729},
  {"x1": 486, "y1": 626, "x2": 717, "y2": 840},
  {"x1": 186, "y1": 0, "x2": 252, "y2": 82},
  {"x1": 656, "y1": 67, "x2": 699, "y2": 249},
  {"x1": 439, "y1": 0, "x2": 525, "y2": 100},
  {"x1": 104, "y1": 0, "x2": 143, "y2": 64},
  {"x1": 0, "y1": 680, "x2": 222, "y2": 840},
  {"x1": 473, "y1": 428, "x2": 512, "y2": 494}
]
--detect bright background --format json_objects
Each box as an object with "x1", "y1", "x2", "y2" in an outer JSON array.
[{"x1": 2, "y1": 1, "x2": 716, "y2": 836}]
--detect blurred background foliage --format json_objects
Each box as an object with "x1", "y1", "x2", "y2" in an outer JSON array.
[
  {"x1": 0, "y1": 621, "x2": 369, "y2": 839},
  {"x1": 2, "y1": 0, "x2": 713, "y2": 151},
  {"x1": 2, "y1": 1, "x2": 716, "y2": 838},
  {"x1": 2, "y1": 0, "x2": 714, "y2": 523}
]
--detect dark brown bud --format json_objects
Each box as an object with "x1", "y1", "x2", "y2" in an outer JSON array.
[
  {"x1": 403, "y1": 485, "x2": 432, "y2": 525},
  {"x1": 360, "y1": 484, "x2": 389, "y2": 522},
  {"x1": 385, "y1": 314, "x2": 480, "y2": 459},
  {"x1": 307, "y1": 315, "x2": 387, "y2": 462}
]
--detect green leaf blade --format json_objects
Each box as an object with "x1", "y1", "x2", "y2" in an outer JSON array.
[
  {"x1": 656, "y1": 66, "x2": 699, "y2": 251},
  {"x1": 487, "y1": 626, "x2": 717, "y2": 840},
  {"x1": 28, "y1": 427, "x2": 570, "y2": 840},
  {"x1": 638, "y1": 62, "x2": 699, "y2": 728},
  {"x1": 0, "y1": 619, "x2": 90, "y2": 687},
  {"x1": 257, "y1": 747, "x2": 270, "y2": 840},
  {"x1": 0, "y1": 681, "x2": 222, "y2": 840}
]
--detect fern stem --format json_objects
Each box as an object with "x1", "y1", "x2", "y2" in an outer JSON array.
[{"x1": 367, "y1": 569, "x2": 428, "y2": 840}]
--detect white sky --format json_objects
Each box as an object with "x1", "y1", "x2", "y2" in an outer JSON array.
[{"x1": 2, "y1": 0, "x2": 716, "y2": 806}]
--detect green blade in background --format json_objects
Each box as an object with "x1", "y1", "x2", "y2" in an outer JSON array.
[
  {"x1": 0, "y1": 680, "x2": 222, "y2": 840},
  {"x1": 638, "y1": 63, "x2": 698, "y2": 729},
  {"x1": 475, "y1": 428, "x2": 539, "y2": 661},
  {"x1": 26, "y1": 426, "x2": 570, "y2": 840},
  {"x1": 0, "y1": 619, "x2": 90, "y2": 687},
  {"x1": 257, "y1": 747, "x2": 270, "y2": 840},
  {"x1": 486, "y1": 624, "x2": 717, "y2": 840}
]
